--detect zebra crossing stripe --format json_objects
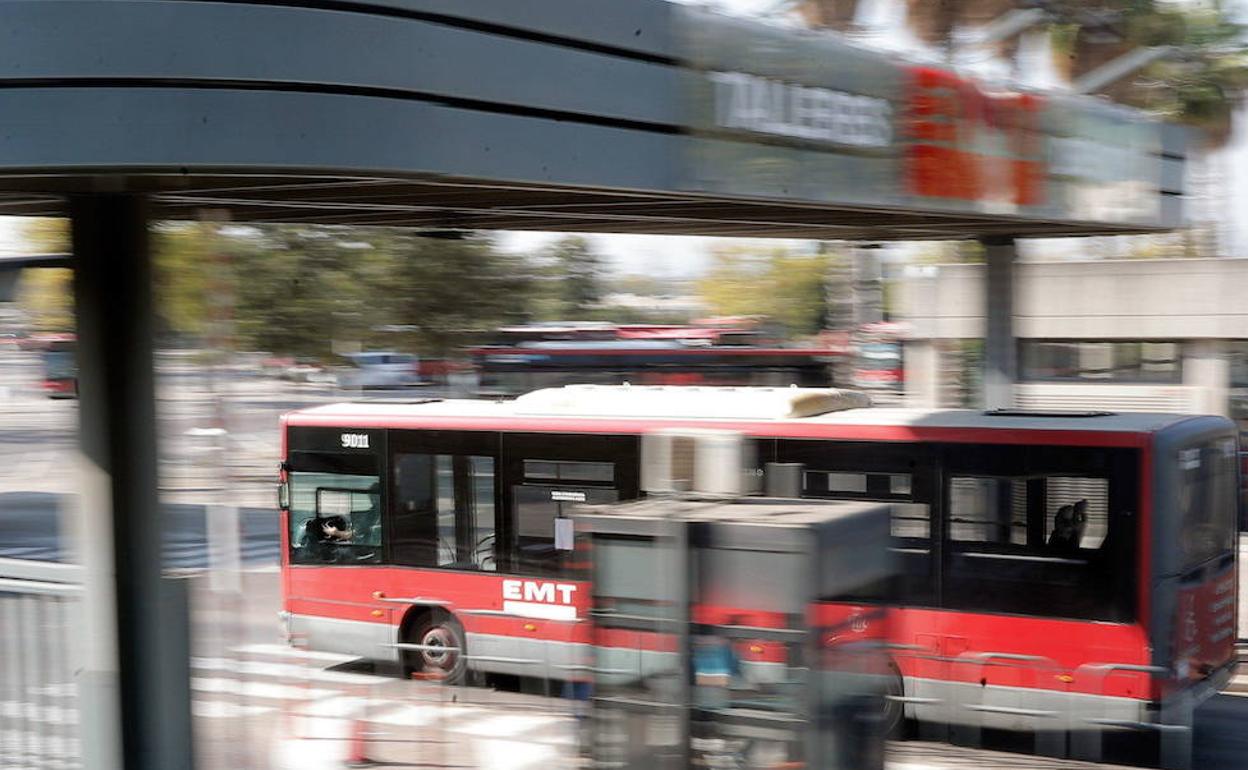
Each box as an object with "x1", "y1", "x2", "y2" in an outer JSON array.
[
  {"x1": 228, "y1": 643, "x2": 359, "y2": 664},
  {"x1": 298, "y1": 695, "x2": 369, "y2": 718},
  {"x1": 193, "y1": 700, "x2": 274, "y2": 719},
  {"x1": 191, "y1": 656, "x2": 381, "y2": 685},
  {"x1": 191, "y1": 677, "x2": 337, "y2": 702},
  {"x1": 0, "y1": 700, "x2": 78, "y2": 724},
  {"x1": 453, "y1": 712, "x2": 567, "y2": 738}
]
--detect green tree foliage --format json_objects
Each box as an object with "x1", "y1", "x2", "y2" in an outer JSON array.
[
  {"x1": 535, "y1": 236, "x2": 606, "y2": 319},
  {"x1": 13, "y1": 217, "x2": 543, "y2": 358},
  {"x1": 18, "y1": 269, "x2": 73, "y2": 331},
  {"x1": 15, "y1": 218, "x2": 72, "y2": 331},
  {"x1": 151, "y1": 222, "x2": 221, "y2": 339},
  {"x1": 698, "y1": 247, "x2": 768, "y2": 319},
  {"x1": 20, "y1": 217, "x2": 69, "y2": 252},
  {"x1": 15, "y1": 217, "x2": 226, "y2": 337},
  {"x1": 801, "y1": 1, "x2": 1248, "y2": 144},
  {"x1": 1054, "y1": 1, "x2": 1248, "y2": 143},
  {"x1": 769, "y1": 250, "x2": 835, "y2": 334},
  {"x1": 612, "y1": 273, "x2": 668, "y2": 297},
  {"x1": 226, "y1": 227, "x2": 539, "y2": 359},
  {"x1": 696, "y1": 245, "x2": 833, "y2": 337},
  {"x1": 228, "y1": 226, "x2": 365, "y2": 359},
  {"x1": 364, "y1": 231, "x2": 537, "y2": 356}
]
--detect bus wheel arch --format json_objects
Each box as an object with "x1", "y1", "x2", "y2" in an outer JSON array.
[{"x1": 399, "y1": 606, "x2": 467, "y2": 685}]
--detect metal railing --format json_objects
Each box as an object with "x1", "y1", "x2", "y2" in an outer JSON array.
[
  {"x1": 0, "y1": 558, "x2": 83, "y2": 770},
  {"x1": 886, "y1": 642, "x2": 1200, "y2": 768},
  {"x1": 355, "y1": 599, "x2": 1210, "y2": 767}
]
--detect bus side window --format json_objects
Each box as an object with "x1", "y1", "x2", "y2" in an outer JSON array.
[
  {"x1": 391, "y1": 453, "x2": 497, "y2": 571},
  {"x1": 469, "y1": 457, "x2": 497, "y2": 571},
  {"x1": 391, "y1": 453, "x2": 442, "y2": 567},
  {"x1": 944, "y1": 471, "x2": 1124, "y2": 621}
]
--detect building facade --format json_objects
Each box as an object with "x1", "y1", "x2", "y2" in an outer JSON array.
[{"x1": 899, "y1": 258, "x2": 1248, "y2": 424}]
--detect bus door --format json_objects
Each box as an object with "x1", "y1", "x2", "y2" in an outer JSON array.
[
  {"x1": 387, "y1": 429, "x2": 500, "y2": 575},
  {"x1": 492, "y1": 434, "x2": 638, "y2": 675},
  {"x1": 501, "y1": 434, "x2": 640, "y2": 579},
  {"x1": 774, "y1": 440, "x2": 941, "y2": 719},
  {"x1": 512, "y1": 484, "x2": 618, "y2": 574}
]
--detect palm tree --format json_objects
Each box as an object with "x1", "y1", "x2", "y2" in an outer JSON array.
[{"x1": 796, "y1": 0, "x2": 1247, "y2": 146}]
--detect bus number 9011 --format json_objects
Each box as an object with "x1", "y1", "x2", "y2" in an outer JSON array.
[{"x1": 340, "y1": 433, "x2": 370, "y2": 449}]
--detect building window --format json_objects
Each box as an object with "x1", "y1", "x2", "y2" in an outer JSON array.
[
  {"x1": 1020, "y1": 340, "x2": 1182, "y2": 384},
  {"x1": 1226, "y1": 342, "x2": 1248, "y2": 388}
]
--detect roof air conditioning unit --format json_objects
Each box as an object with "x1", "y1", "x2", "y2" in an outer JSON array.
[{"x1": 641, "y1": 428, "x2": 758, "y2": 498}]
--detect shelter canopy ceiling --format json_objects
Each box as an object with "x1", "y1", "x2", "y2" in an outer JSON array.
[{"x1": 0, "y1": 0, "x2": 1185, "y2": 239}]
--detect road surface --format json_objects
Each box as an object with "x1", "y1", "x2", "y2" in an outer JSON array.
[{"x1": 12, "y1": 567, "x2": 1242, "y2": 770}]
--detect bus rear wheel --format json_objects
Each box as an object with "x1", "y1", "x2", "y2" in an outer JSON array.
[
  {"x1": 883, "y1": 664, "x2": 905, "y2": 739},
  {"x1": 403, "y1": 612, "x2": 467, "y2": 685}
]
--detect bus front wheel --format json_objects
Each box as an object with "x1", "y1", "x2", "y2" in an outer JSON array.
[{"x1": 403, "y1": 611, "x2": 467, "y2": 685}]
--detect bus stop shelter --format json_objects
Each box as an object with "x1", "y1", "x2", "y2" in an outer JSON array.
[{"x1": 0, "y1": 1, "x2": 1186, "y2": 767}]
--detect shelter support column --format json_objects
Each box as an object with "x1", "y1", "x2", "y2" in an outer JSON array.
[
  {"x1": 71, "y1": 194, "x2": 194, "y2": 770},
  {"x1": 1183, "y1": 339, "x2": 1229, "y2": 416},
  {"x1": 903, "y1": 339, "x2": 941, "y2": 409},
  {"x1": 852, "y1": 243, "x2": 884, "y2": 328},
  {"x1": 982, "y1": 237, "x2": 1017, "y2": 410}
]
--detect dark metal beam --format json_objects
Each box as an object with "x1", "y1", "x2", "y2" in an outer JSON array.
[
  {"x1": 982, "y1": 236, "x2": 1017, "y2": 410},
  {"x1": 70, "y1": 193, "x2": 194, "y2": 770}
]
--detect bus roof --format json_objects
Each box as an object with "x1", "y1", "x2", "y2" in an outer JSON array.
[
  {"x1": 283, "y1": 386, "x2": 1217, "y2": 441},
  {"x1": 470, "y1": 343, "x2": 840, "y2": 356}
]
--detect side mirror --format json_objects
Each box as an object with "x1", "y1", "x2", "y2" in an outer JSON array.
[{"x1": 278, "y1": 480, "x2": 290, "y2": 511}]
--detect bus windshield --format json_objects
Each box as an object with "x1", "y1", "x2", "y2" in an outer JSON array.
[{"x1": 288, "y1": 451, "x2": 382, "y2": 565}]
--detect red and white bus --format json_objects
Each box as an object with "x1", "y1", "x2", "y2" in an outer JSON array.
[
  {"x1": 40, "y1": 335, "x2": 77, "y2": 398},
  {"x1": 470, "y1": 341, "x2": 841, "y2": 396},
  {"x1": 852, "y1": 321, "x2": 905, "y2": 394},
  {"x1": 278, "y1": 386, "x2": 1238, "y2": 740}
]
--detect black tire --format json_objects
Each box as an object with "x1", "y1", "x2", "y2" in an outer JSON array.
[
  {"x1": 883, "y1": 664, "x2": 906, "y2": 739},
  {"x1": 403, "y1": 612, "x2": 467, "y2": 685}
]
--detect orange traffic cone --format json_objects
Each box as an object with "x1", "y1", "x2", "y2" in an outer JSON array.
[
  {"x1": 344, "y1": 710, "x2": 375, "y2": 768},
  {"x1": 280, "y1": 702, "x2": 299, "y2": 742},
  {"x1": 284, "y1": 635, "x2": 310, "y2": 741},
  {"x1": 344, "y1": 678, "x2": 379, "y2": 769}
]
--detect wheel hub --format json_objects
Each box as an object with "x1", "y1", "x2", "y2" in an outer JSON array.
[{"x1": 420, "y1": 626, "x2": 456, "y2": 670}]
